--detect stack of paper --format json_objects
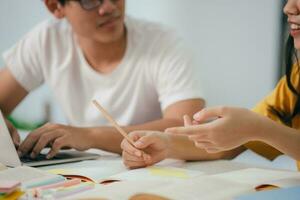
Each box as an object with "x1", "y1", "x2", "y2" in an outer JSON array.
[
  {"x1": 0, "y1": 166, "x2": 65, "y2": 189},
  {"x1": 0, "y1": 181, "x2": 23, "y2": 199}
]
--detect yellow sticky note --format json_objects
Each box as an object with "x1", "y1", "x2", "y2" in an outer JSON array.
[
  {"x1": 148, "y1": 167, "x2": 188, "y2": 179},
  {"x1": 48, "y1": 168, "x2": 75, "y2": 175}
]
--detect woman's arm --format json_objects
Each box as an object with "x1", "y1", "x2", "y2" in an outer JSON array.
[
  {"x1": 121, "y1": 130, "x2": 245, "y2": 169},
  {"x1": 256, "y1": 117, "x2": 300, "y2": 160},
  {"x1": 166, "y1": 107, "x2": 300, "y2": 160}
]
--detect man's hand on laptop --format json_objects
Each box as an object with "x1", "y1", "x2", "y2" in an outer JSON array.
[
  {"x1": 5, "y1": 118, "x2": 20, "y2": 148},
  {"x1": 17, "y1": 123, "x2": 92, "y2": 159}
]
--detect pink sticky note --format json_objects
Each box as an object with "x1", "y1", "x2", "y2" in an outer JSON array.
[{"x1": 0, "y1": 181, "x2": 21, "y2": 194}]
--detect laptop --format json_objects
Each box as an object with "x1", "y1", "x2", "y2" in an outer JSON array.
[{"x1": 0, "y1": 111, "x2": 100, "y2": 167}]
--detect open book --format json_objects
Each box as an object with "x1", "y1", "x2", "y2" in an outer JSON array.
[
  {"x1": 235, "y1": 186, "x2": 300, "y2": 200},
  {"x1": 70, "y1": 174, "x2": 254, "y2": 199},
  {"x1": 211, "y1": 168, "x2": 300, "y2": 189},
  {"x1": 48, "y1": 165, "x2": 204, "y2": 184},
  {"x1": 0, "y1": 166, "x2": 65, "y2": 189},
  {"x1": 72, "y1": 167, "x2": 300, "y2": 200},
  {"x1": 0, "y1": 163, "x2": 6, "y2": 171}
]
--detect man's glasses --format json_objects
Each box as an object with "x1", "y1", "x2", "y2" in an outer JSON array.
[{"x1": 69, "y1": 0, "x2": 118, "y2": 11}]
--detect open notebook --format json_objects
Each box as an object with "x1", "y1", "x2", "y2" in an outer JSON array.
[
  {"x1": 235, "y1": 186, "x2": 300, "y2": 200},
  {"x1": 72, "y1": 168, "x2": 300, "y2": 200},
  {"x1": 48, "y1": 165, "x2": 204, "y2": 184},
  {"x1": 211, "y1": 168, "x2": 300, "y2": 188}
]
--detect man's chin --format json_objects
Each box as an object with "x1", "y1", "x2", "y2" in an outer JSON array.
[
  {"x1": 94, "y1": 36, "x2": 123, "y2": 44},
  {"x1": 95, "y1": 31, "x2": 125, "y2": 44}
]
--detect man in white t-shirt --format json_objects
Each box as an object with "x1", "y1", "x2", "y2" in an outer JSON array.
[{"x1": 0, "y1": 0, "x2": 204, "y2": 158}]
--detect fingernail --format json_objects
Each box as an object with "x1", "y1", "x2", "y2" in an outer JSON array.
[
  {"x1": 135, "y1": 151, "x2": 142, "y2": 157},
  {"x1": 134, "y1": 141, "x2": 143, "y2": 147},
  {"x1": 17, "y1": 151, "x2": 22, "y2": 157},
  {"x1": 193, "y1": 113, "x2": 200, "y2": 119},
  {"x1": 14, "y1": 140, "x2": 20, "y2": 146},
  {"x1": 30, "y1": 152, "x2": 36, "y2": 158},
  {"x1": 165, "y1": 128, "x2": 171, "y2": 133},
  {"x1": 144, "y1": 155, "x2": 151, "y2": 163}
]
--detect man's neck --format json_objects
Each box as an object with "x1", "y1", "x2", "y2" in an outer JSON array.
[{"x1": 77, "y1": 33, "x2": 127, "y2": 74}]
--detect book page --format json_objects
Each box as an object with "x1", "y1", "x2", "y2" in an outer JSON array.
[
  {"x1": 0, "y1": 163, "x2": 7, "y2": 171},
  {"x1": 73, "y1": 176, "x2": 253, "y2": 200},
  {"x1": 47, "y1": 160, "x2": 127, "y2": 183},
  {"x1": 212, "y1": 168, "x2": 300, "y2": 187},
  {"x1": 47, "y1": 161, "x2": 204, "y2": 184},
  {"x1": 109, "y1": 166, "x2": 204, "y2": 181},
  {"x1": 48, "y1": 166, "x2": 126, "y2": 183},
  {"x1": 236, "y1": 186, "x2": 300, "y2": 200},
  {"x1": 257, "y1": 177, "x2": 300, "y2": 188}
]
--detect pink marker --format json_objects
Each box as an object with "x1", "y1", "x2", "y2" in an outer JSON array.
[{"x1": 34, "y1": 179, "x2": 81, "y2": 191}]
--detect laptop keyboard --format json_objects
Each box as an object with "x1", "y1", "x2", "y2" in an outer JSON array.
[
  {"x1": 21, "y1": 154, "x2": 55, "y2": 163},
  {"x1": 20, "y1": 152, "x2": 74, "y2": 163}
]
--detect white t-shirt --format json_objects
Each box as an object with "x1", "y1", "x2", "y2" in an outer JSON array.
[{"x1": 3, "y1": 17, "x2": 202, "y2": 127}]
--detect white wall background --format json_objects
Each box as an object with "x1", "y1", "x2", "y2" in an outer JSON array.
[
  {"x1": 126, "y1": 0, "x2": 284, "y2": 108},
  {"x1": 0, "y1": 0, "x2": 53, "y2": 123},
  {"x1": 0, "y1": 1, "x2": 49, "y2": 59},
  {"x1": 0, "y1": 0, "x2": 283, "y2": 123}
]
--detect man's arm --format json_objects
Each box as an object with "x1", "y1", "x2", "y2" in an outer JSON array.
[
  {"x1": 0, "y1": 68, "x2": 28, "y2": 115},
  {"x1": 120, "y1": 131, "x2": 245, "y2": 169},
  {"x1": 0, "y1": 68, "x2": 28, "y2": 146},
  {"x1": 88, "y1": 99, "x2": 205, "y2": 153},
  {"x1": 167, "y1": 134, "x2": 246, "y2": 161},
  {"x1": 19, "y1": 98, "x2": 205, "y2": 158}
]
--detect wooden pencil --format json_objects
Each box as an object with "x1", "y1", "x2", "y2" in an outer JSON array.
[{"x1": 92, "y1": 100, "x2": 135, "y2": 145}]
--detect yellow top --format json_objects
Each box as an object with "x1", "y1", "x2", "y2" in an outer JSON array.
[{"x1": 245, "y1": 65, "x2": 300, "y2": 170}]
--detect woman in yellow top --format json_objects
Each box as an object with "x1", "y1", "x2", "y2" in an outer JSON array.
[{"x1": 121, "y1": 0, "x2": 300, "y2": 170}]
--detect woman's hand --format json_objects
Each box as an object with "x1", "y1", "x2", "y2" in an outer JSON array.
[
  {"x1": 166, "y1": 107, "x2": 265, "y2": 153},
  {"x1": 121, "y1": 131, "x2": 170, "y2": 169}
]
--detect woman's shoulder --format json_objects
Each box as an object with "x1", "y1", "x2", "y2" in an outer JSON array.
[
  {"x1": 252, "y1": 63, "x2": 300, "y2": 118},
  {"x1": 290, "y1": 63, "x2": 300, "y2": 91}
]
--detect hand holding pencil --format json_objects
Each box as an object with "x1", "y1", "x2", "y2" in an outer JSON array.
[
  {"x1": 92, "y1": 100, "x2": 168, "y2": 169},
  {"x1": 120, "y1": 131, "x2": 170, "y2": 169},
  {"x1": 92, "y1": 100, "x2": 135, "y2": 145}
]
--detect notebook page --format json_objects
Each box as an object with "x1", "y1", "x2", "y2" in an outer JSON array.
[
  {"x1": 72, "y1": 176, "x2": 253, "y2": 200},
  {"x1": 212, "y1": 168, "x2": 300, "y2": 186}
]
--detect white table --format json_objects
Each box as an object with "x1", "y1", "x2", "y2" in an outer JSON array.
[{"x1": 35, "y1": 149, "x2": 299, "y2": 200}]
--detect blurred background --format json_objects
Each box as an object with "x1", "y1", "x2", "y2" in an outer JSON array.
[{"x1": 0, "y1": 0, "x2": 285, "y2": 128}]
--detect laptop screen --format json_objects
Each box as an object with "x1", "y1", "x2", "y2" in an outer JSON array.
[{"x1": 0, "y1": 111, "x2": 21, "y2": 167}]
